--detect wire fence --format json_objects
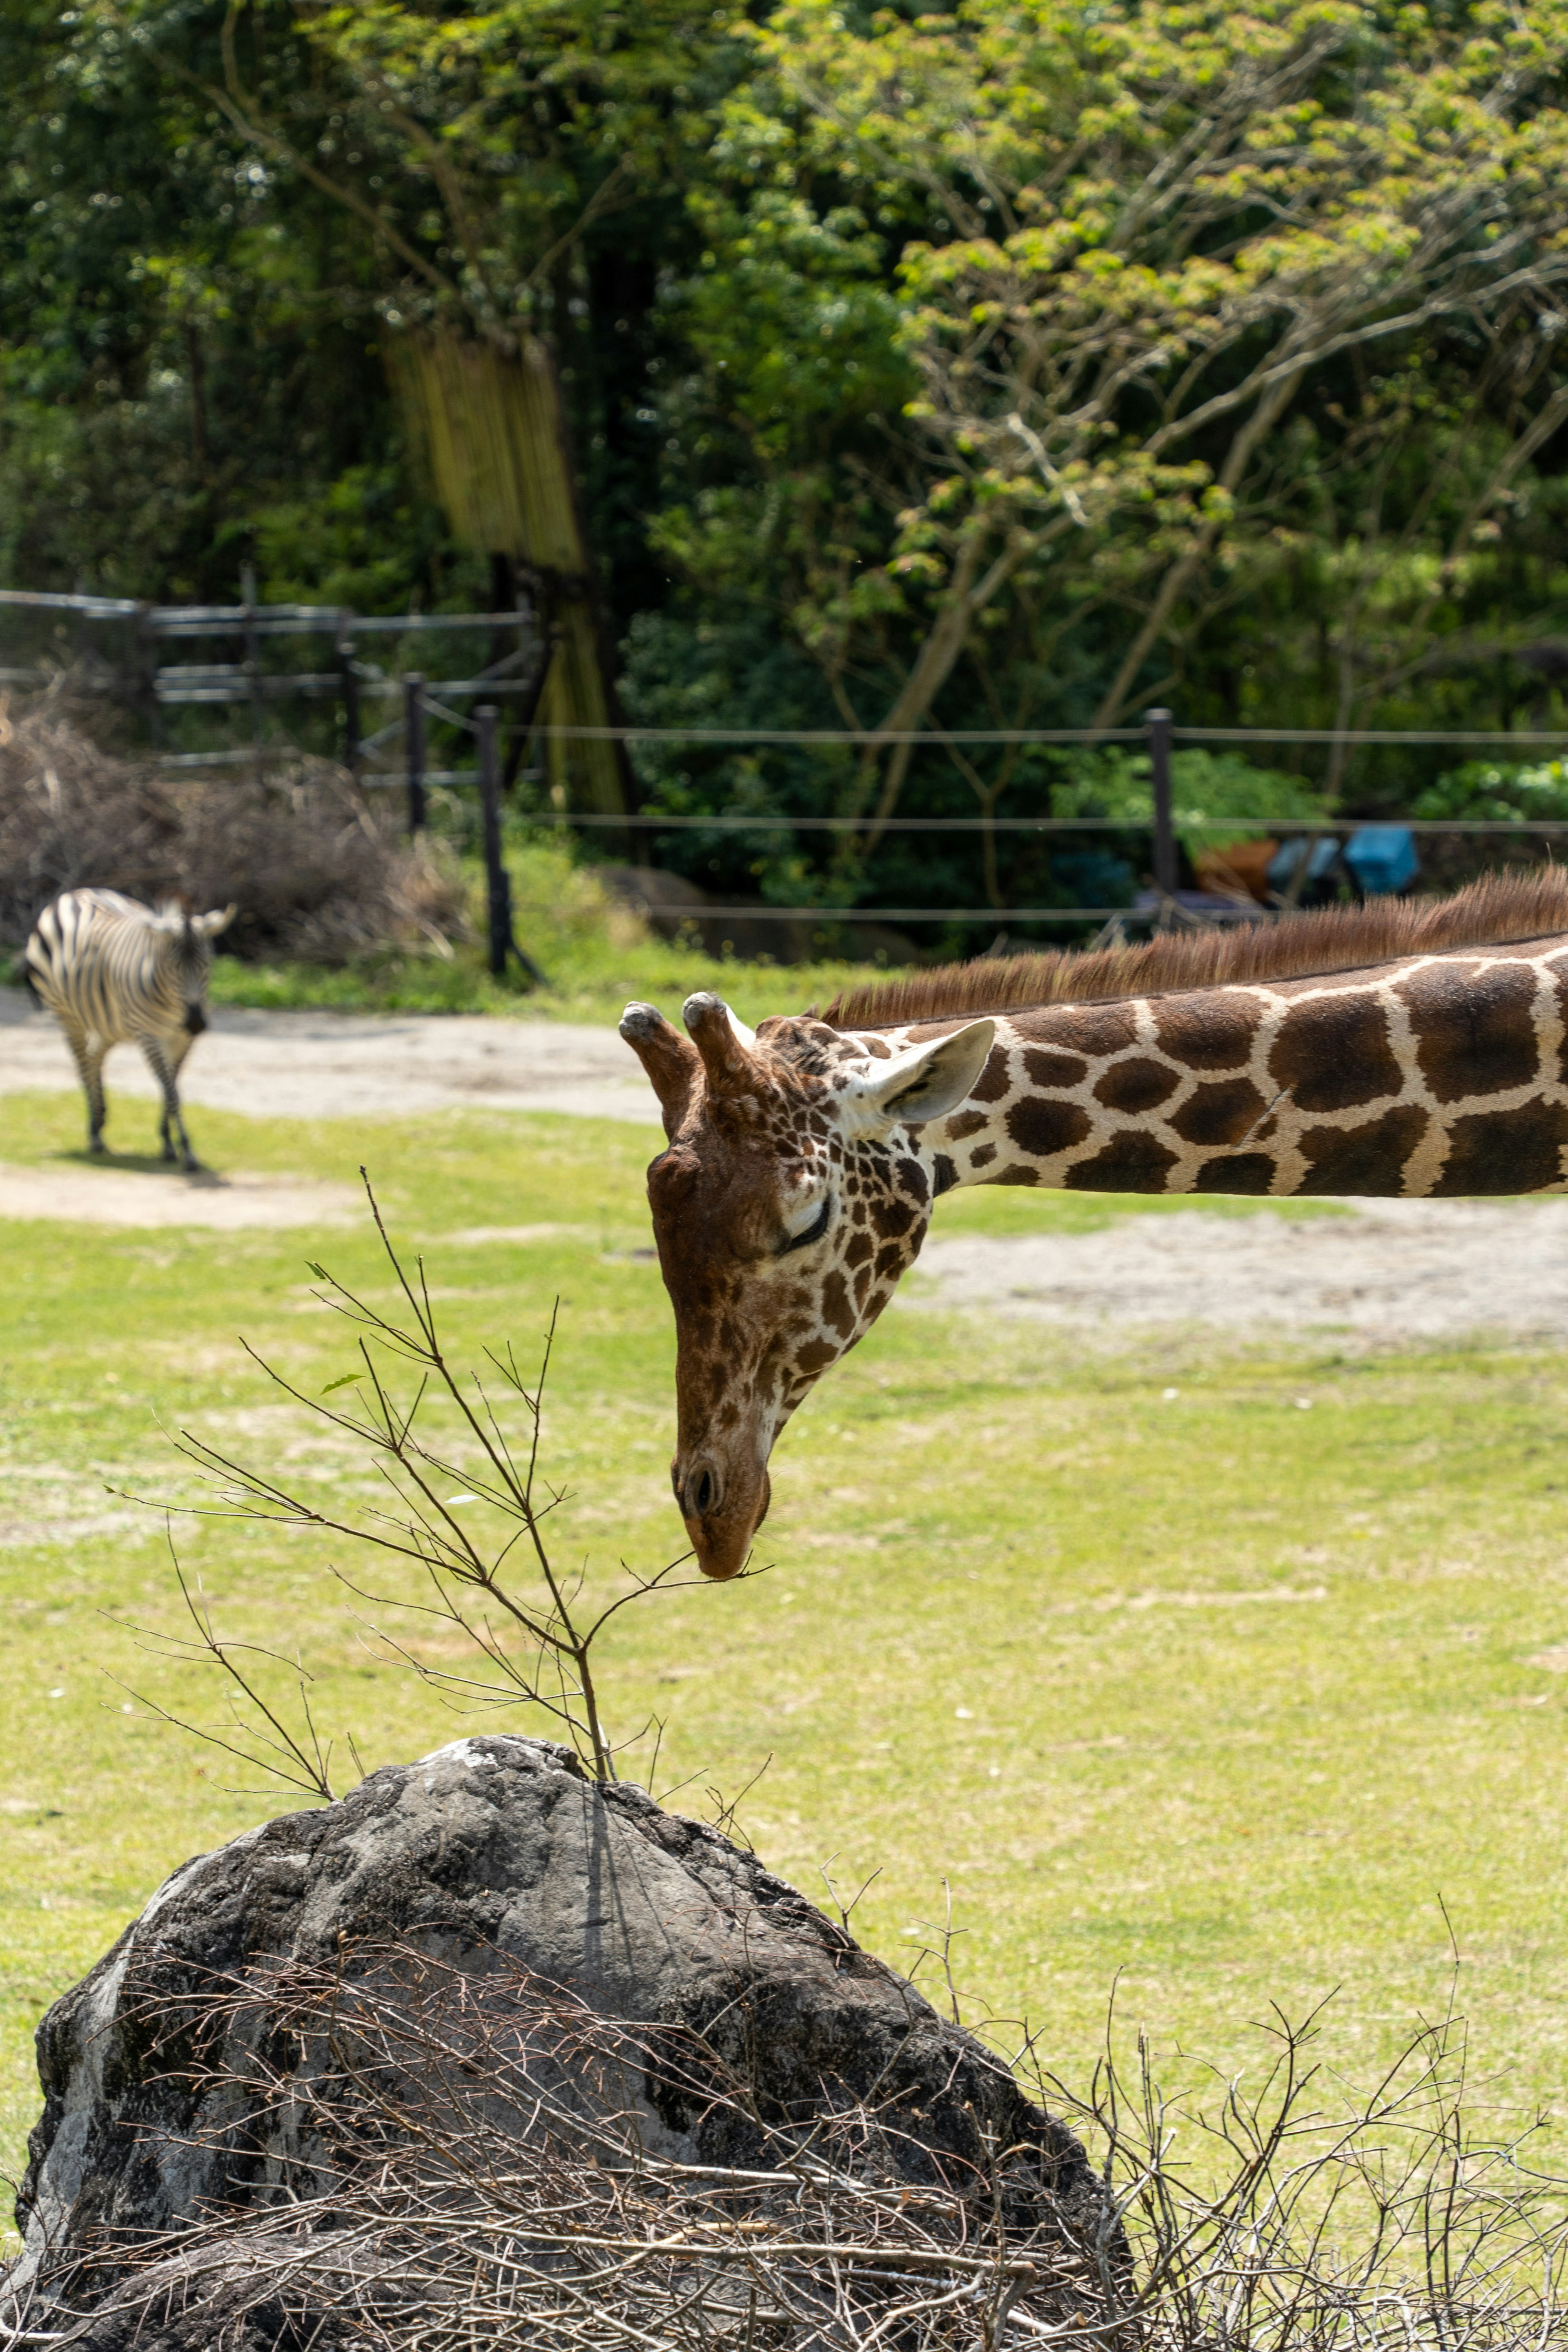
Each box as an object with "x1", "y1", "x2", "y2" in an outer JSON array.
[{"x1": 6, "y1": 586, "x2": 1568, "y2": 965}]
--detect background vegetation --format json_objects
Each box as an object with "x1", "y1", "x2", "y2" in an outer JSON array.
[{"x1": 6, "y1": 0, "x2": 1568, "y2": 950}]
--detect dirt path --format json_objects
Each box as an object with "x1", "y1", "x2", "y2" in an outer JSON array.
[
  {"x1": 0, "y1": 988, "x2": 661, "y2": 1126},
  {"x1": 915, "y1": 1198, "x2": 1559, "y2": 1347},
  {"x1": 4, "y1": 988, "x2": 1566, "y2": 1344},
  {"x1": 0, "y1": 1160, "x2": 357, "y2": 1228}
]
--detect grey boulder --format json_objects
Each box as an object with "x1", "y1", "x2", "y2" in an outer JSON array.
[{"x1": 5, "y1": 1735, "x2": 1109, "y2": 2341}]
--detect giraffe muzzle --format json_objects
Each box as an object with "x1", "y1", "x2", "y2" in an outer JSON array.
[{"x1": 677, "y1": 1460, "x2": 771, "y2": 1581}]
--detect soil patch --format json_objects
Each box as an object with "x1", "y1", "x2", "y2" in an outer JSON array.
[
  {"x1": 0, "y1": 989, "x2": 661, "y2": 1125},
  {"x1": 915, "y1": 1196, "x2": 1568, "y2": 1347},
  {"x1": 0, "y1": 1161, "x2": 356, "y2": 1229}
]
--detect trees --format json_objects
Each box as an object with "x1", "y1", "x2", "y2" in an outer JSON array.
[
  {"x1": 2, "y1": 0, "x2": 749, "y2": 809},
  {"x1": 673, "y1": 0, "x2": 1568, "y2": 833},
  {"x1": 0, "y1": 0, "x2": 475, "y2": 608},
  {"x1": 6, "y1": 0, "x2": 1568, "y2": 921}
]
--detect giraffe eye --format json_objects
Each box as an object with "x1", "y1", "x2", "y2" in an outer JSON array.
[{"x1": 778, "y1": 1197, "x2": 831, "y2": 1255}]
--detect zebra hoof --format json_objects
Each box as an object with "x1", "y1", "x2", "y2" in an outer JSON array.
[{"x1": 88, "y1": 1137, "x2": 106, "y2": 1157}]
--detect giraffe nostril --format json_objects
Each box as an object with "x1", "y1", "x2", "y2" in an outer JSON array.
[{"x1": 686, "y1": 1462, "x2": 723, "y2": 1518}]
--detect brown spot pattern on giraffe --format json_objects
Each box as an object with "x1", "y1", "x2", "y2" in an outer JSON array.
[
  {"x1": 820, "y1": 1270, "x2": 855, "y2": 1339},
  {"x1": 993, "y1": 1163, "x2": 1041, "y2": 1186},
  {"x1": 970, "y1": 1142, "x2": 997, "y2": 1169},
  {"x1": 1022, "y1": 1047, "x2": 1089, "y2": 1089},
  {"x1": 871, "y1": 1194, "x2": 920, "y2": 1238},
  {"x1": 1016, "y1": 1002, "x2": 1139, "y2": 1057},
  {"x1": 969, "y1": 1047, "x2": 1014, "y2": 1103},
  {"x1": 1295, "y1": 1105, "x2": 1429, "y2": 1195},
  {"x1": 1269, "y1": 993, "x2": 1403, "y2": 1112},
  {"x1": 1093, "y1": 1057, "x2": 1181, "y2": 1115},
  {"x1": 1397, "y1": 960, "x2": 1541, "y2": 1102},
  {"x1": 932, "y1": 1153, "x2": 959, "y2": 1195},
  {"x1": 1194, "y1": 1152, "x2": 1276, "y2": 1195},
  {"x1": 1152, "y1": 995, "x2": 1262, "y2": 1070},
  {"x1": 945, "y1": 1109, "x2": 989, "y2": 1141},
  {"x1": 1004, "y1": 1097, "x2": 1093, "y2": 1158},
  {"x1": 1065, "y1": 1133, "x2": 1180, "y2": 1192},
  {"x1": 1170, "y1": 1077, "x2": 1268, "y2": 1148},
  {"x1": 1432, "y1": 1097, "x2": 1568, "y2": 1195},
  {"x1": 1548, "y1": 958, "x2": 1568, "y2": 1080}
]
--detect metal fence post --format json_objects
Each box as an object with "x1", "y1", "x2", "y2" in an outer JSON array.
[
  {"x1": 404, "y1": 672, "x2": 426, "y2": 835},
  {"x1": 135, "y1": 600, "x2": 160, "y2": 752},
  {"x1": 477, "y1": 703, "x2": 544, "y2": 983},
  {"x1": 1146, "y1": 707, "x2": 1177, "y2": 893},
  {"x1": 339, "y1": 611, "x2": 360, "y2": 774},
  {"x1": 240, "y1": 562, "x2": 262, "y2": 776}
]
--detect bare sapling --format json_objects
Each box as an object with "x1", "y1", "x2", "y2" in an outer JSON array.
[
  {"x1": 119, "y1": 1172, "x2": 722, "y2": 1792},
  {"x1": 110, "y1": 1550, "x2": 365, "y2": 1802}
]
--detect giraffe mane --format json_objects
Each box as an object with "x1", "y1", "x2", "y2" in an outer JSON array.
[{"x1": 817, "y1": 869, "x2": 1568, "y2": 1030}]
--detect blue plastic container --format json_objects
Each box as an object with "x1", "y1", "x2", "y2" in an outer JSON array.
[
  {"x1": 1343, "y1": 826, "x2": 1419, "y2": 895},
  {"x1": 1266, "y1": 836, "x2": 1343, "y2": 891}
]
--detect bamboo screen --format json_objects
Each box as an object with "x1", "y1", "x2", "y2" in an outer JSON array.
[{"x1": 388, "y1": 332, "x2": 624, "y2": 817}]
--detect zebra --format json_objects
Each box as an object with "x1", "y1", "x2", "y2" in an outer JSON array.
[{"x1": 24, "y1": 889, "x2": 236, "y2": 1171}]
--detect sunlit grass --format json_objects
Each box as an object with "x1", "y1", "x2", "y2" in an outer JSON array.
[
  {"x1": 3, "y1": 1083, "x2": 1568, "y2": 2231},
  {"x1": 205, "y1": 831, "x2": 895, "y2": 1028}
]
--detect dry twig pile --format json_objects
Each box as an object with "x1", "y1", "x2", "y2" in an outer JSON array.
[
  {"x1": 0, "y1": 696, "x2": 467, "y2": 963},
  {"x1": 14, "y1": 1948, "x2": 1567, "y2": 2351}
]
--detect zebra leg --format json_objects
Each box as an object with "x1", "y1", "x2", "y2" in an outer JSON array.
[
  {"x1": 65, "y1": 1028, "x2": 109, "y2": 1153},
  {"x1": 140, "y1": 1035, "x2": 200, "y2": 1170}
]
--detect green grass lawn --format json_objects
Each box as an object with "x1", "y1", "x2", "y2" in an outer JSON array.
[
  {"x1": 4, "y1": 1084, "x2": 1568, "y2": 2232},
  {"x1": 202, "y1": 831, "x2": 899, "y2": 1029}
]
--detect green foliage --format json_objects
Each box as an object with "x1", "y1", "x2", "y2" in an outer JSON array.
[
  {"x1": 1412, "y1": 760, "x2": 1568, "y2": 825},
  {"x1": 1052, "y1": 750, "x2": 1333, "y2": 855},
  {"x1": 683, "y1": 0, "x2": 1568, "y2": 758},
  {"x1": 5, "y1": 0, "x2": 1568, "y2": 934}
]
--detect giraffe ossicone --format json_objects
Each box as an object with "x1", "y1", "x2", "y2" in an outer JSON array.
[{"x1": 620, "y1": 872, "x2": 1568, "y2": 1580}]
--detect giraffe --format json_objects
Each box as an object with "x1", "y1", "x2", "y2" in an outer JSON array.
[{"x1": 619, "y1": 871, "x2": 1568, "y2": 1579}]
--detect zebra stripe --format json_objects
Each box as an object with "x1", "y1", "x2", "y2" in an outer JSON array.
[{"x1": 24, "y1": 888, "x2": 235, "y2": 1169}]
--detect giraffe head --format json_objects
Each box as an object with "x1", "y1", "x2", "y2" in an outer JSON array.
[{"x1": 620, "y1": 992, "x2": 994, "y2": 1579}]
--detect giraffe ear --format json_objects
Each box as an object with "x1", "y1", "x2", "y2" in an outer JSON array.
[{"x1": 846, "y1": 1018, "x2": 996, "y2": 1131}]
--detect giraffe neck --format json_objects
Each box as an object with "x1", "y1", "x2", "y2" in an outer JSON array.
[{"x1": 871, "y1": 932, "x2": 1568, "y2": 1202}]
